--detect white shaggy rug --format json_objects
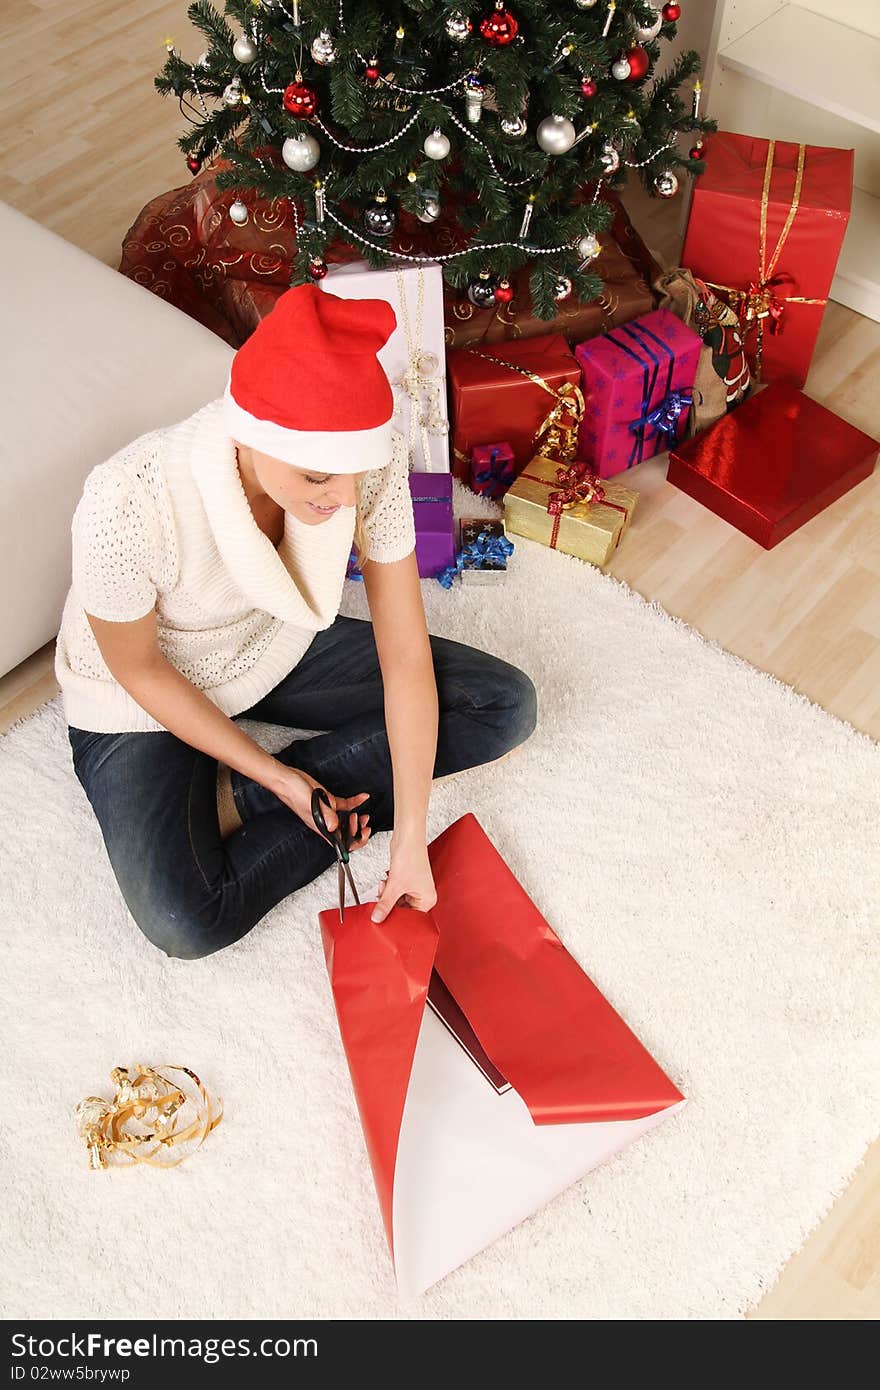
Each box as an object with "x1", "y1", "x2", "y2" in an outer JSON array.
[{"x1": 2, "y1": 483, "x2": 878, "y2": 1322}]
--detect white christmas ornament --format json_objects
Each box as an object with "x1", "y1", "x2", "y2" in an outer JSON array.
[
  {"x1": 423, "y1": 130, "x2": 451, "y2": 160},
  {"x1": 282, "y1": 134, "x2": 320, "y2": 171},
  {"x1": 311, "y1": 30, "x2": 337, "y2": 65},
  {"x1": 417, "y1": 196, "x2": 442, "y2": 223},
  {"x1": 611, "y1": 56, "x2": 632, "y2": 80},
  {"x1": 222, "y1": 79, "x2": 242, "y2": 107},
  {"x1": 229, "y1": 200, "x2": 249, "y2": 225},
  {"x1": 536, "y1": 115, "x2": 576, "y2": 155},
  {"x1": 636, "y1": 8, "x2": 663, "y2": 41},
  {"x1": 232, "y1": 35, "x2": 257, "y2": 64},
  {"x1": 500, "y1": 114, "x2": 527, "y2": 137},
  {"x1": 576, "y1": 232, "x2": 601, "y2": 262}
]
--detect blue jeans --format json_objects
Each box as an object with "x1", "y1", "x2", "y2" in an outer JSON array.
[{"x1": 67, "y1": 614, "x2": 537, "y2": 961}]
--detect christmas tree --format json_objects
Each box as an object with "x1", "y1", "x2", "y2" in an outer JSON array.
[{"x1": 156, "y1": 1, "x2": 713, "y2": 318}]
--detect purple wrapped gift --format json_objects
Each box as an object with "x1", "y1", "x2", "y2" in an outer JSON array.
[
  {"x1": 409, "y1": 471, "x2": 456, "y2": 577},
  {"x1": 347, "y1": 472, "x2": 455, "y2": 580},
  {"x1": 575, "y1": 307, "x2": 702, "y2": 479}
]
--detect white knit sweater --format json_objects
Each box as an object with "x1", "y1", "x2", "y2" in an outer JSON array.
[{"x1": 54, "y1": 397, "x2": 417, "y2": 733}]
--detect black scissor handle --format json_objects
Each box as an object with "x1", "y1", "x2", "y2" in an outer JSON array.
[{"x1": 310, "y1": 787, "x2": 351, "y2": 863}]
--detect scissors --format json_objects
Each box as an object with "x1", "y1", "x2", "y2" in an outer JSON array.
[{"x1": 311, "y1": 787, "x2": 362, "y2": 923}]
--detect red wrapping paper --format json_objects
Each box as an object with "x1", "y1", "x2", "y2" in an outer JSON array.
[
  {"x1": 575, "y1": 307, "x2": 702, "y2": 479},
  {"x1": 667, "y1": 382, "x2": 878, "y2": 548},
  {"x1": 447, "y1": 334, "x2": 582, "y2": 482},
  {"x1": 320, "y1": 812, "x2": 683, "y2": 1270},
  {"x1": 681, "y1": 132, "x2": 853, "y2": 388}
]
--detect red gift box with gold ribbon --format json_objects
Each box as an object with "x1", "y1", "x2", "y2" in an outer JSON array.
[{"x1": 681, "y1": 133, "x2": 853, "y2": 388}]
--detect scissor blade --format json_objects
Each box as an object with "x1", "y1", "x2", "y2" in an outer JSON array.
[
  {"x1": 343, "y1": 860, "x2": 360, "y2": 907},
  {"x1": 337, "y1": 861, "x2": 345, "y2": 923}
]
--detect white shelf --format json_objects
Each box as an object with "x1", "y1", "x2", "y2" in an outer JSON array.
[
  {"x1": 719, "y1": 4, "x2": 880, "y2": 135},
  {"x1": 832, "y1": 186, "x2": 880, "y2": 320}
]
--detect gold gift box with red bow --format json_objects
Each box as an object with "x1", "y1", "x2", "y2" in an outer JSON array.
[{"x1": 502, "y1": 455, "x2": 638, "y2": 568}]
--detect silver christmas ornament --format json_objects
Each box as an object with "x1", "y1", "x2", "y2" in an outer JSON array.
[
  {"x1": 554, "y1": 277, "x2": 573, "y2": 302},
  {"x1": 445, "y1": 13, "x2": 472, "y2": 44},
  {"x1": 417, "y1": 195, "x2": 442, "y2": 223},
  {"x1": 311, "y1": 30, "x2": 337, "y2": 65},
  {"x1": 467, "y1": 271, "x2": 498, "y2": 308},
  {"x1": 611, "y1": 55, "x2": 632, "y2": 80},
  {"x1": 574, "y1": 0, "x2": 599, "y2": 8},
  {"x1": 229, "y1": 199, "x2": 249, "y2": 225},
  {"x1": 464, "y1": 77, "x2": 485, "y2": 124},
  {"x1": 232, "y1": 34, "x2": 258, "y2": 64},
  {"x1": 281, "y1": 133, "x2": 320, "y2": 171},
  {"x1": 600, "y1": 142, "x2": 621, "y2": 174},
  {"x1": 500, "y1": 114, "x2": 527, "y2": 137},
  {"x1": 654, "y1": 169, "x2": 680, "y2": 198},
  {"x1": 536, "y1": 114, "x2": 576, "y2": 155},
  {"x1": 423, "y1": 129, "x2": 451, "y2": 160},
  {"x1": 364, "y1": 194, "x2": 396, "y2": 237},
  {"x1": 576, "y1": 232, "x2": 601, "y2": 262},
  {"x1": 222, "y1": 78, "x2": 242, "y2": 107},
  {"x1": 635, "y1": 8, "x2": 663, "y2": 41}
]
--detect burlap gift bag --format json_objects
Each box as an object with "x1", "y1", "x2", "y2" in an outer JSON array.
[{"x1": 654, "y1": 268, "x2": 751, "y2": 434}]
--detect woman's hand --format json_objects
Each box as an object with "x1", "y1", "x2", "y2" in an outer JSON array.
[
  {"x1": 272, "y1": 765, "x2": 372, "y2": 851},
  {"x1": 370, "y1": 833, "x2": 437, "y2": 923}
]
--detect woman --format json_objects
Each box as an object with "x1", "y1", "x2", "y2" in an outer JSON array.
[{"x1": 55, "y1": 284, "x2": 537, "y2": 960}]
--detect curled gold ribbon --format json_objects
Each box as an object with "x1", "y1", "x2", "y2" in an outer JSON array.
[
  {"x1": 705, "y1": 142, "x2": 826, "y2": 381},
  {"x1": 76, "y1": 1064, "x2": 223, "y2": 1170},
  {"x1": 463, "y1": 348, "x2": 585, "y2": 462}
]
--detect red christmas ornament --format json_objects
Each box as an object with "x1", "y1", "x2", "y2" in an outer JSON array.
[
  {"x1": 625, "y1": 45, "x2": 650, "y2": 81},
  {"x1": 308, "y1": 258, "x2": 328, "y2": 281},
  {"x1": 689, "y1": 142, "x2": 705, "y2": 160},
  {"x1": 480, "y1": 2, "x2": 519, "y2": 47},
  {"x1": 364, "y1": 60, "x2": 380, "y2": 83},
  {"x1": 494, "y1": 279, "x2": 515, "y2": 303},
  {"x1": 283, "y1": 81, "x2": 319, "y2": 118},
  {"x1": 186, "y1": 154, "x2": 202, "y2": 175},
  {"x1": 580, "y1": 75, "x2": 597, "y2": 98},
  {"x1": 662, "y1": 3, "x2": 682, "y2": 20}
]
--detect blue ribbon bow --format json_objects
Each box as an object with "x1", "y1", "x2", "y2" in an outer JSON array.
[
  {"x1": 630, "y1": 389, "x2": 694, "y2": 447},
  {"x1": 473, "y1": 449, "x2": 516, "y2": 498},
  {"x1": 437, "y1": 528, "x2": 514, "y2": 588}
]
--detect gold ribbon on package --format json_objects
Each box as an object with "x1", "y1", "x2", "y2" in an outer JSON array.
[
  {"x1": 706, "y1": 141, "x2": 827, "y2": 381},
  {"x1": 76, "y1": 1064, "x2": 223, "y2": 1170},
  {"x1": 454, "y1": 349, "x2": 586, "y2": 469}
]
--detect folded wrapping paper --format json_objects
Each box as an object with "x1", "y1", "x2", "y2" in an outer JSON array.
[
  {"x1": 681, "y1": 133, "x2": 853, "y2": 387},
  {"x1": 320, "y1": 262, "x2": 450, "y2": 473},
  {"x1": 319, "y1": 812, "x2": 684, "y2": 1298},
  {"x1": 667, "y1": 381, "x2": 879, "y2": 548},
  {"x1": 575, "y1": 307, "x2": 702, "y2": 479}
]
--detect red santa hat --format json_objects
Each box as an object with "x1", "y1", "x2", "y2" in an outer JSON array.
[{"x1": 223, "y1": 282, "x2": 397, "y2": 473}]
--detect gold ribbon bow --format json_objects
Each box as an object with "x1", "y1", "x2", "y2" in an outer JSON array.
[
  {"x1": 706, "y1": 141, "x2": 827, "y2": 381},
  {"x1": 76, "y1": 1064, "x2": 223, "y2": 1170},
  {"x1": 460, "y1": 349, "x2": 586, "y2": 465}
]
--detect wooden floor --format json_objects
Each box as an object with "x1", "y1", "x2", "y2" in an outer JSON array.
[{"x1": 2, "y1": 0, "x2": 878, "y2": 1321}]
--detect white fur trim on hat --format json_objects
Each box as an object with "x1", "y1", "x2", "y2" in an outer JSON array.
[{"x1": 222, "y1": 380, "x2": 393, "y2": 473}]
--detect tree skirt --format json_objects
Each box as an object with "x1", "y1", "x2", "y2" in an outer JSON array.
[{"x1": 1, "y1": 485, "x2": 878, "y2": 1320}]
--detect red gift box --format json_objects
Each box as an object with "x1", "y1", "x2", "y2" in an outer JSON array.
[
  {"x1": 448, "y1": 334, "x2": 582, "y2": 483},
  {"x1": 667, "y1": 383, "x2": 878, "y2": 549},
  {"x1": 575, "y1": 307, "x2": 702, "y2": 480},
  {"x1": 681, "y1": 132, "x2": 853, "y2": 388}
]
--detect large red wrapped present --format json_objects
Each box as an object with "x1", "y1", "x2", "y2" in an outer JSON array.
[
  {"x1": 319, "y1": 812, "x2": 684, "y2": 1298},
  {"x1": 447, "y1": 334, "x2": 583, "y2": 483},
  {"x1": 575, "y1": 307, "x2": 702, "y2": 479},
  {"x1": 681, "y1": 132, "x2": 853, "y2": 388},
  {"x1": 119, "y1": 161, "x2": 659, "y2": 351},
  {"x1": 667, "y1": 383, "x2": 878, "y2": 548}
]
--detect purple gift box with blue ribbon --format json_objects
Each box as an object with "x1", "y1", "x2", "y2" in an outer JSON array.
[
  {"x1": 575, "y1": 307, "x2": 702, "y2": 480},
  {"x1": 347, "y1": 471, "x2": 456, "y2": 581}
]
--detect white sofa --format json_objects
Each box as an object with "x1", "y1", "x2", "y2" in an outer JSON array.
[{"x1": 0, "y1": 201, "x2": 235, "y2": 679}]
